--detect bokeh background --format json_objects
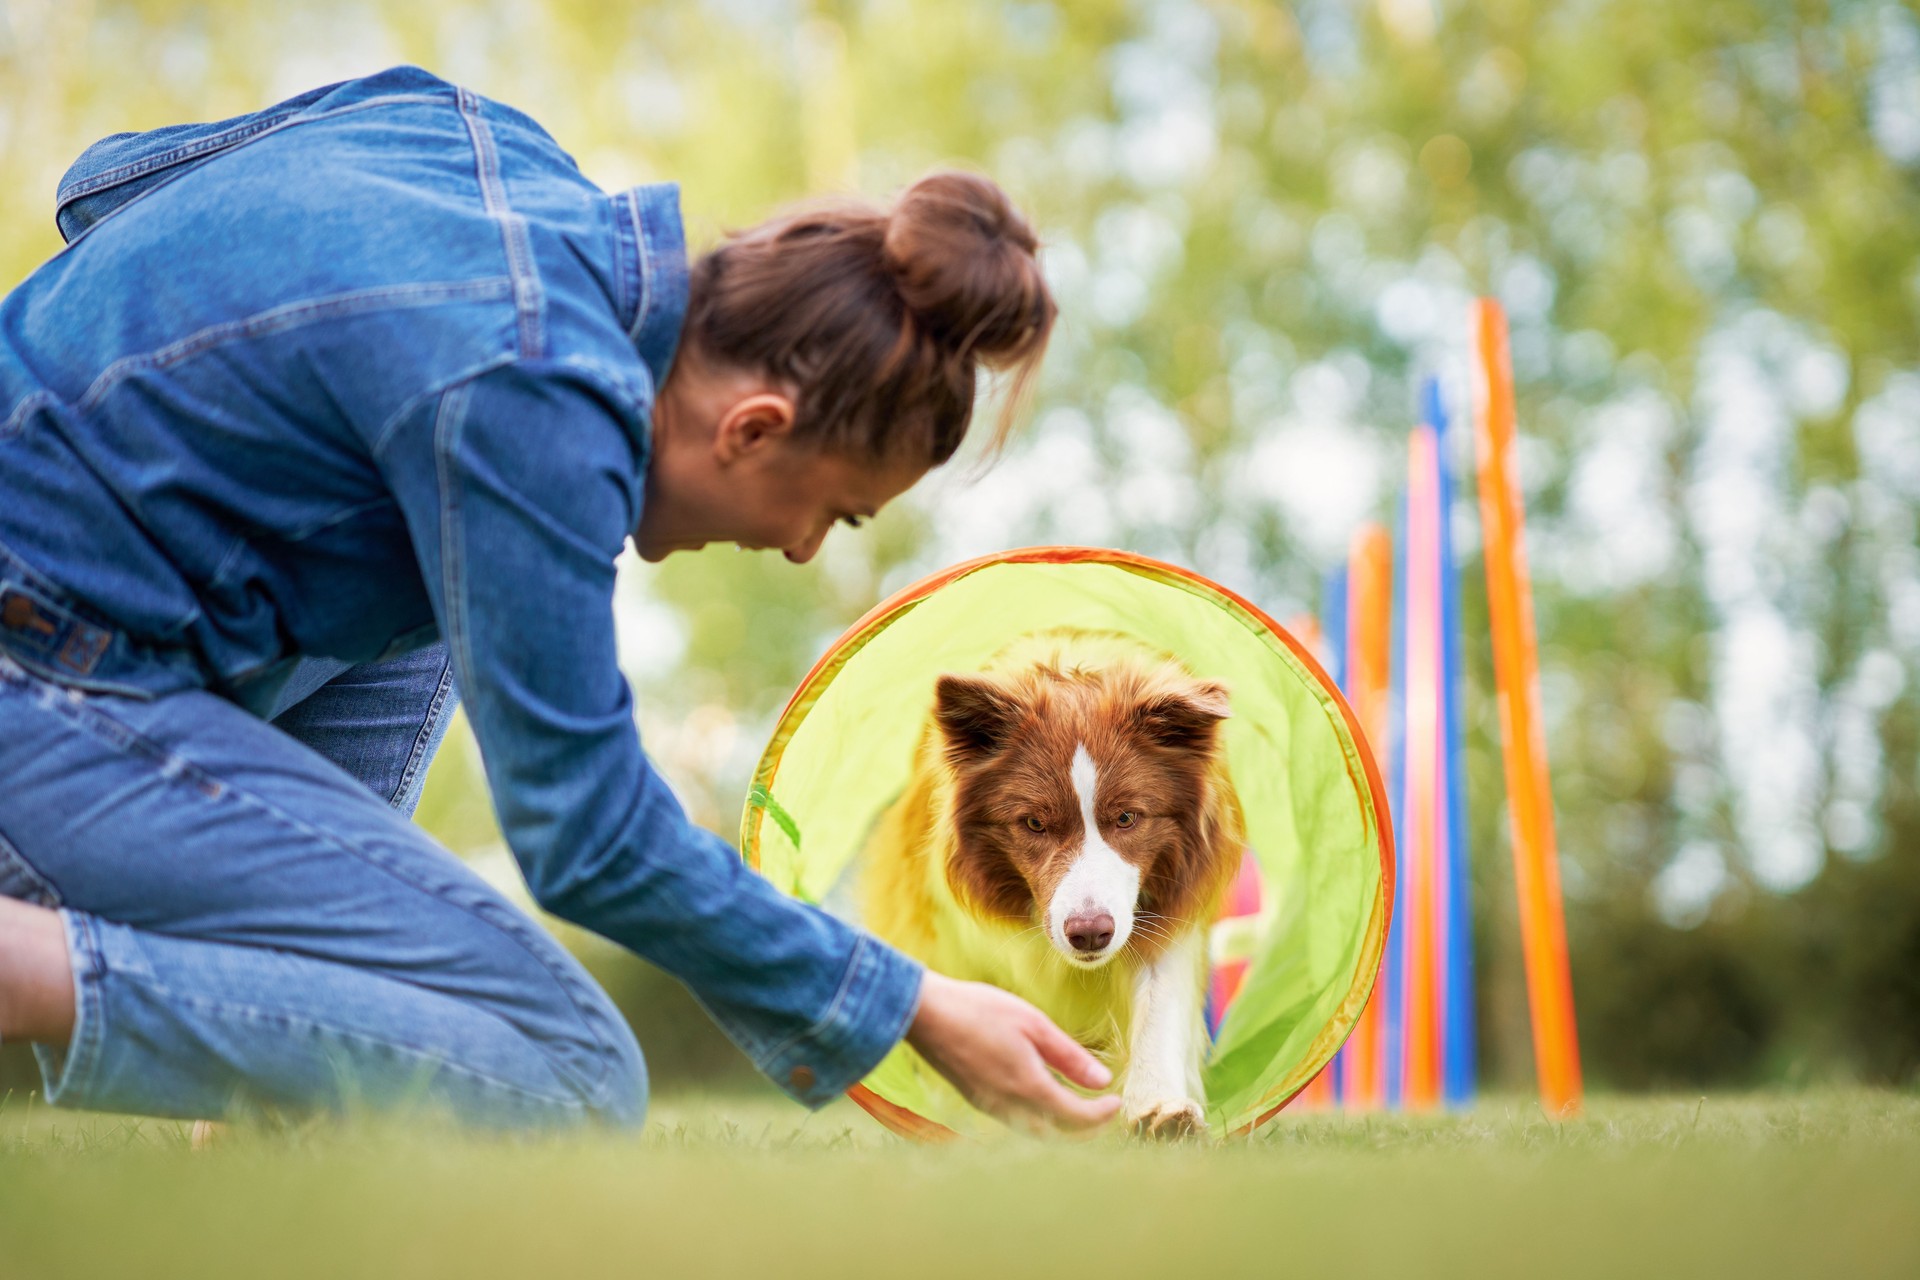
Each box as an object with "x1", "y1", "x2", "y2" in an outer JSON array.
[{"x1": 2, "y1": 0, "x2": 1917, "y2": 1103}]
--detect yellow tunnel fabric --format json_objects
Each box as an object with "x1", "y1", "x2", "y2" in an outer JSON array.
[{"x1": 741, "y1": 550, "x2": 1392, "y2": 1137}]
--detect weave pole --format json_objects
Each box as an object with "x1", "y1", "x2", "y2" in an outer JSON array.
[
  {"x1": 1399, "y1": 425, "x2": 1443, "y2": 1108},
  {"x1": 1470, "y1": 300, "x2": 1583, "y2": 1117},
  {"x1": 1428, "y1": 378, "x2": 1478, "y2": 1107},
  {"x1": 1336, "y1": 525, "x2": 1394, "y2": 1109}
]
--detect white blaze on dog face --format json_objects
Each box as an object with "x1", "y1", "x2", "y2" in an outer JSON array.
[{"x1": 1044, "y1": 746, "x2": 1140, "y2": 967}]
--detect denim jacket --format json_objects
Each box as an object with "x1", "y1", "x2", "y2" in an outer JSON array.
[{"x1": 0, "y1": 66, "x2": 922, "y2": 1105}]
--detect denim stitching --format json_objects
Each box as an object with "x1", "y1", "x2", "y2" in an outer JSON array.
[
  {"x1": 367, "y1": 353, "x2": 517, "y2": 459},
  {"x1": 624, "y1": 187, "x2": 652, "y2": 343},
  {"x1": 0, "y1": 391, "x2": 55, "y2": 441},
  {"x1": 432, "y1": 382, "x2": 475, "y2": 693},
  {"x1": 608, "y1": 194, "x2": 637, "y2": 334},
  {"x1": 201, "y1": 496, "x2": 407, "y2": 599},
  {"x1": 54, "y1": 96, "x2": 450, "y2": 204},
  {"x1": 42, "y1": 911, "x2": 106, "y2": 1107},
  {"x1": 283, "y1": 496, "x2": 399, "y2": 545},
  {"x1": 456, "y1": 87, "x2": 544, "y2": 359},
  {"x1": 68, "y1": 279, "x2": 512, "y2": 418},
  {"x1": 53, "y1": 95, "x2": 452, "y2": 247},
  {"x1": 6, "y1": 663, "x2": 622, "y2": 1101},
  {"x1": 56, "y1": 113, "x2": 301, "y2": 202},
  {"x1": 391, "y1": 655, "x2": 457, "y2": 811},
  {"x1": 6, "y1": 668, "x2": 224, "y2": 797}
]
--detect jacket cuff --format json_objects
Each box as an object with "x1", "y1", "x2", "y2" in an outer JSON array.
[{"x1": 761, "y1": 935, "x2": 924, "y2": 1108}]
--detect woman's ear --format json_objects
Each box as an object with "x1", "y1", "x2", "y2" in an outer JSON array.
[{"x1": 712, "y1": 391, "x2": 798, "y2": 465}]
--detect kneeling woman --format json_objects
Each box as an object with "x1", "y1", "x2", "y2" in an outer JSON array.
[{"x1": 0, "y1": 67, "x2": 1118, "y2": 1133}]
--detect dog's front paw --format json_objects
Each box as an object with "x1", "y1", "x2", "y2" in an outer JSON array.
[{"x1": 1124, "y1": 1097, "x2": 1208, "y2": 1141}]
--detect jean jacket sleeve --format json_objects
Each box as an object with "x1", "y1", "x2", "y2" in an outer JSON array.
[{"x1": 376, "y1": 359, "x2": 923, "y2": 1106}]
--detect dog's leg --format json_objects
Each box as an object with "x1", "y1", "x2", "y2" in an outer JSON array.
[{"x1": 1122, "y1": 930, "x2": 1208, "y2": 1138}]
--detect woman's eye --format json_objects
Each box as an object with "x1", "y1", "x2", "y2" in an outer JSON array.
[
  {"x1": 1023, "y1": 816, "x2": 1045, "y2": 833},
  {"x1": 1114, "y1": 812, "x2": 1137, "y2": 829},
  {"x1": 840, "y1": 515, "x2": 865, "y2": 530}
]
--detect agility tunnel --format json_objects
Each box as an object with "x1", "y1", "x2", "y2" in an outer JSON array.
[{"x1": 741, "y1": 548, "x2": 1396, "y2": 1139}]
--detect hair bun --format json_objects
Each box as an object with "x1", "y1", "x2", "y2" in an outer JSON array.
[{"x1": 881, "y1": 170, "x2": 1055, "y2": 368}]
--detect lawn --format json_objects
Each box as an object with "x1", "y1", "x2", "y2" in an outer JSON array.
[{"x1": 3, "y1": 1090, "x2": 1917, "y2": 1279}]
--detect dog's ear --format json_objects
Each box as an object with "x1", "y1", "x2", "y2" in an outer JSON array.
[
  {"x1": 1135, "y1": 680, "x2": 1231, "y2": 750},
  {"x1": 935, "y1": 674, "x2": 1024, "y2": 763}
]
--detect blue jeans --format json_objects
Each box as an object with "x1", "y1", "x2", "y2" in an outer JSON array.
[{"x1": 0, "y1": 646, "x2": 647, "y2": 1127}]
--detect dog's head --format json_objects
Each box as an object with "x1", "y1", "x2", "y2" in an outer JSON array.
[{"x1": 933, "y1": 658, "x2": 1234, "y2": 968}]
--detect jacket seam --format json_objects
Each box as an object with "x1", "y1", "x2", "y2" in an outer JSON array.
[
  {"x1": 0, "y1": 391, "x2": 54, "y2": 441},
  {"x1": 367, "y1": 353, "x2": 517, "y2": 459},
  {"x1": 55, "y1": 96, "x2": 449, "y2": 204},
  {"x1": 624, "y1": 187, "x2": 652, "y2": 343},
  {"x1": 58, "y1": 113, "x2": 302, "y2": 205},
  {"x1": 54, "y1": 95, "x2": 452, "y2": 245},
  {"x1": 69, "y1": 278, "x2": 513, "y2": 418},
  {"x1": 283, "y1": 495, "x2": 400, "y2": 545},
  {"x1": 455, "y1": 87, "x2": 545, "y2": 359},
  {"x1": 198, "y1": 496, "x2": 399, "y2": 598}
]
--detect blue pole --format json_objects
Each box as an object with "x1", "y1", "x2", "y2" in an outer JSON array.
[
  {"x1": 1381, "y1": 483, "x2": 1410, "y2": 1109},
  {"x1": 1427, "y1": 376, "x2": 1478, "y2": 1106}
]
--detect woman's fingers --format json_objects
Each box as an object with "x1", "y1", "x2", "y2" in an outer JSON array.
[
  {"x1": 1026, "y1": 1010, "x2": 1113, "y2": 1091},
  {"x1": 905, "y1": 972, "x2": 1123, "y2": 1136},
  {"x1": 1013, "y1": 1014, "x2": 1122, "y2": 1131},
  {"x1": 1027, "y1": 1078, "x2": 1124, "y2": 1131}
]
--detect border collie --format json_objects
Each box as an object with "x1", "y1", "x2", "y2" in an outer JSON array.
[{"x1": 860, "y1": 629, "x2": 1245, "y2": 1136}]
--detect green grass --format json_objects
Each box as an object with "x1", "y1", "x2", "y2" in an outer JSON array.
[{"x1": 4, "y1": 1090, "x2": 1918, "y2": 1279}]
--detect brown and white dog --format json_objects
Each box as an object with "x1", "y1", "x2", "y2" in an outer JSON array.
[{"x1": 858, "y1": 629, "x2": 1245, "y2": 1136}]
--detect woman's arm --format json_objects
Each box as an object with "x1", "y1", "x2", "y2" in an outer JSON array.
[{"x1": 376, "y1": 361, "x2": 1116, "y2": 1131}]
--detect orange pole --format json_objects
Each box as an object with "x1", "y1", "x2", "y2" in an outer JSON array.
[
  {"x1": 1340, "y1": 524, "x2": 1394, "y2": 1109},
  {"x1": 1471, "y1": 300, "x2": 1583, "y2": 1117}
]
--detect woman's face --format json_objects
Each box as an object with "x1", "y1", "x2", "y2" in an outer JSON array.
[{"x1": 636, "y1": 357, "x2": 928, "y2": 564}]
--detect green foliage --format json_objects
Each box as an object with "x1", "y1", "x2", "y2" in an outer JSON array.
[{"x1": 5, "y1": 0, "x2": 1919, "y2": 1095}]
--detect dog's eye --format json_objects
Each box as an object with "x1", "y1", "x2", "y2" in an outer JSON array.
[
  {"x1": 1114, "y1": 811, "x2": 1137, "y2": 829},
  {"x1": 1023, "y1": 816, "x2": 1045, "y2": 833}
]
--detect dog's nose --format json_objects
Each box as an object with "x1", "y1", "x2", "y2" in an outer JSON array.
[{"x1": 1065, "y1": 911, "x2": 1116, "y2": 953}]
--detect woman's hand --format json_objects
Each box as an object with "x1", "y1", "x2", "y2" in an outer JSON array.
[{"x1": 905, "y1": 970, "x2": 1123, "y2": 1135}]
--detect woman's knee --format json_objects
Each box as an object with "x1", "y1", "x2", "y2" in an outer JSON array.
[
  {"x1": 501, "y1": 950, "x2": 649, "y2": 1127},
  {"x1": 577, "y1": 1000, "x2": 648, "y2": 1127}
]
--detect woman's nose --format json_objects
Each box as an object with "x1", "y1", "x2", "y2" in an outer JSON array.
[{"x1": 784, "y1": 527, "x2": 828, "y2": 564}]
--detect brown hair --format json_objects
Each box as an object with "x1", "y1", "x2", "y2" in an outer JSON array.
[{"x1": 679, "y1": 170, "x2": 1056, "y2": 467}]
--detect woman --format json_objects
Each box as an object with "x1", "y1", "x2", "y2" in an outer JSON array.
[{"x1": 0, "y1": 66, "x2": 1120, "y2": 1133}]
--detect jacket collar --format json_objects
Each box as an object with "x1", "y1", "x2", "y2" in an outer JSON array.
[{"x1": 611, "y1": 181, "x2": 690, "y2": 393}]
